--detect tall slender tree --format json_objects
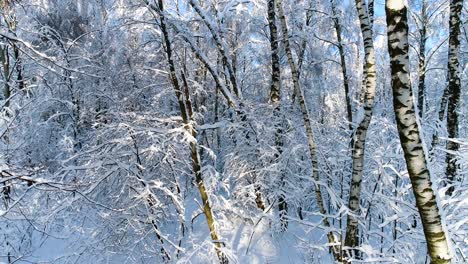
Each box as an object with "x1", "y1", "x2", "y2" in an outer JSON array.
[
  {"x1": 416, "y1": 0, "x2": 428, "y2": 117},
  {"x1": 276, "y1": 0, "x2": 341, "y2": 259},
  {"x1": 267, "y1": 0, "x2": 286, "y2": 227},
  {"x1": 358, "y1": 0, "x2": 375, "y2": 106},
  {"x1": 445, "y1": 0, "x2": 463, "y2": 196},
  {"x1": 344, "y1": 0, "x2": 377, "y2": 257},
  {"x1": 368, "y1": 0, "x2": 375, "y2": 28},
  {"x1": 385, "y1": 1, "x2": 451, "y2": 263},
  {"x1": 330, "y1": 0, "x2": 353, "y2": 129},
  {"x1": 268, "y1": 0, "x2": 280, "y2": 104}
]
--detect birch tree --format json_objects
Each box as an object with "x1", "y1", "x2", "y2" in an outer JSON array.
[
  {"x1": 445, "y1": 0, "x2": 463, "y2": 196},
  {"x1": 358, "y1": 0, "x2": 375, "y2": 106},
  {"x1": 267, "y1": 0, "x2": 286, "y2": 226},
  {"x1": 416, "y1": 0, "x2": 428, "y2": 117},
  {"x1": 385, "y1": 1, "x2": 451, "y2": 263},
  {"x1": 330, "y1": 0, "x2": 353, "y2": 129},
  {"x1": 344, "y1": 0, "x2": 377, "y2": 256},
  {"x1": 268, "y1": 0, "x2": 280, "y2": 105}
]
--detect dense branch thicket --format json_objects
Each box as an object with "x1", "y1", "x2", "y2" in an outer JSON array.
[{"x1": 0, "y1": 0, "x2": 466, "y2": 263}]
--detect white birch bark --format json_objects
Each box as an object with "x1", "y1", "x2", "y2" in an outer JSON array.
[
  {"x1": 344, "y1": 0, "x2": 377, "y2": 255},
  {"x1": 385, "y1": 1, "x2": 451, "y2": 263},
  {"x1": 445, "y1": 0, "x2": 463, "y2": 196},
  {"x1": 268, "y1": 0, "x2": 286, "y2": 226}
]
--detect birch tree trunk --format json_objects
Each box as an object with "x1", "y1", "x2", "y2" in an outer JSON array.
[
  {"x1": 385, "y1": 1, "x2": 451, "y2": 263},
  {"x1": 368, "y1": 0, "x2": 375, "y2": 29},
  {"x1": 358, "y1": 0, "x2": 374, "y2": 106},
  {"x1": 417, "y1": 0, "x2": 427, "y2": 118},
  {"x1": 276, "y1": 0, "x2": 341, "y2": 259},
  {"x1": 268, "y1": 0, "x2": 281, "y2": 104},
  {"x1": 156, "y1": 1, "x2": 226, "y2": 262},
  {"x1": 344, "y1": 0, "x2": 376, "y2": 256},
  {"x1": 445, "y1": 0, "x2": 463, "y2": 196},
  {"x1": 330, "y1": 0, "x2": 353, "y2": 129}
]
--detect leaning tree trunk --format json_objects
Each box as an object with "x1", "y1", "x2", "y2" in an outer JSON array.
[
  {"x1": 156, "y1": 1, "x2": 226, "y2": 263},
  {"x1": 445, "y1": 0, "x2": 463, "y2": 196},
  {"x1": 344, "y1": 0, "x2": 376, "y2": 258},
  {"x1": 276, "y1": 0, "x2": 341, "y2": 259},
  {"x1": 385, "y1": 1, "x2": 451, "y2": 263}
]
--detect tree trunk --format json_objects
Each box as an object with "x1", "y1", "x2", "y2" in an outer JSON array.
[
  {"x1": 268, "y1": 0, "x2": 284, "y2": 221},
  {"x1": 330, "y1": 0, "x2": 353, "y2": 129},
  {"x1": 357, "y1": 0, "x2": 374, "y2": 107},
  {"x1": 417, "y1": 0, "x2": 427, "y2": 118},
  {"x1": 268, "y1": 0, "x2": 281, "y2": 104},
  {"x1": 368, "y1": 0, "x2": 374, "y2": 28},
  {"x1": 445, "y1": 0, "x2": 463, "y2": 196},
  {"x1": 276, "y1": 0, "x2": 341, "y2": 259},
  {"x1": 1, "y1": 45, "x2": 10, "y2": 109},
  {"x1": 385, "y1": 1, "x2": 451, "y2": 263},
  {"x1": 344, "y1": 0, "x2": 376, "y2": 257},
  {"x1": 156, "y1": 1, "x2": 227, "y2": 262}
]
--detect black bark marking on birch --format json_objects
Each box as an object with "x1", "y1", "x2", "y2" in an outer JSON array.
[
  {"x1": 368, "y1": 0, "x2": 374, "y2": 29},
  {"x1": 385, "y1": 2, "x2": 451, "y2": 263}
]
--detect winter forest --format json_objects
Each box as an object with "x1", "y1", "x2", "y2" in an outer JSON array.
[{"x1": 0, "y1": 0, "x2": 466, "y2": 263}]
